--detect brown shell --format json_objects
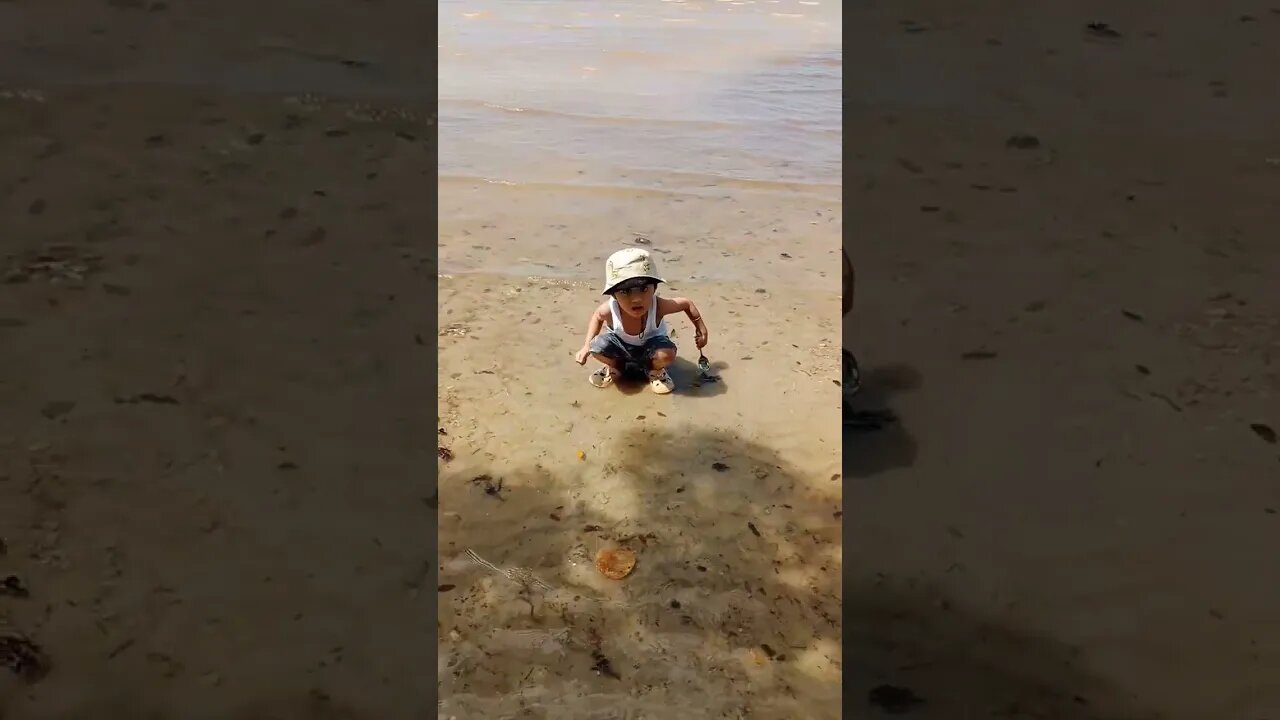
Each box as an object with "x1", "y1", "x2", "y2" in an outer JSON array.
[{"x1": 595, "y1": 548, "x2": 637, "y2": 580}]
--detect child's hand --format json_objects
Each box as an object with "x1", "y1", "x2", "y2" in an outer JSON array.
[
  {"x1": 695, "y1": 326, "x2": 709, "y2": 349},
  {"x1": 574, "y1": 345, "x2": 591, "y2": 365}
]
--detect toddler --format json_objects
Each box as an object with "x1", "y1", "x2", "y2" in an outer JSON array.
[{"x1": 573, "y1": 248, "x2": 708, "y2": 395}]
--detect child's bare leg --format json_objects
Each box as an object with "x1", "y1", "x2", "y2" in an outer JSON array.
[
  {"x1": 590, "y1": 353, "x2": 620, "y2": 372},
  {"x1": 650, "y1": 348, "x2": 676, "y2": 371}
]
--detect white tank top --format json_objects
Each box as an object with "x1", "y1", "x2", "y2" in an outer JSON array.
[{"x1": 608, "y1": 295, "x2": 670, "y2": 346}]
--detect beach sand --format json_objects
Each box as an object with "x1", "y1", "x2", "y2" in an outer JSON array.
[
  {"x1": 436, "y1": 2, "x2": 845, "y2": 713},
  {"x1": 437, "y1": 274, "x2": 843, "y2": 718}
]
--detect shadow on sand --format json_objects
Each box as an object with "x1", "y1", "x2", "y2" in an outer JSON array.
[
  {"x1": 31, "y1": 425, "x2": 1155, "y2": 719},
  {"x1": 437, "y1": 425, "x2": 1155, "y2": 719},
  {"x1": 845, "y1": 576, "x2": 1159, "y2": 719},
  {"x1": 841, "y1": 368, "x2": 1153, "y2": 719},
  {"x1": 438, "y1": 425, "x2": 838, "y2": 717},
  {"x1": 844, "y1": 363, "x2": 921, "y2": 479},
  {"x1": 608, "y1": 356, "x2": 728, "y2": 398}
]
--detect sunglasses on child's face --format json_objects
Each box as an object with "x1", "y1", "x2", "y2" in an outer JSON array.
[{"x1": 613, "y1": 282, "x2": 652, "y2": 297}]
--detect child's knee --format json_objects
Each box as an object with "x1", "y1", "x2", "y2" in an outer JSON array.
[{"x1": 651, "y1": 348, "x2": 676, "y2": 367}]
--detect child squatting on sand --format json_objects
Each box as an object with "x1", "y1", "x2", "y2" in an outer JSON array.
[{"x1": 573, "y1": 248, "x2": 708, "y2": 395}]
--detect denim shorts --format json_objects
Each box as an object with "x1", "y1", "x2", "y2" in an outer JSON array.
[{"x1": 589, "y1": 332, "x2": 677, "y2": 377}]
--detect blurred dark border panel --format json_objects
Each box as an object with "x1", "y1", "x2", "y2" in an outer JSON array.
[
  {"x1": 0, "y1": 2, "x2": 438, "y2": 718},
  {"x1": 843, "y1": 2, "x2": 1280, "y2": 719},
  {"x1": 427, "y1": 8, "x2": 442, "y2": 718}
]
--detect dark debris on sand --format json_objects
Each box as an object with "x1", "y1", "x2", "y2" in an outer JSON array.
[
  {"x1": 585, "y1": 627, "x2": 620, "y2": 679},
  {"x1": 469, "y1": 474, "x2": 505, "y2": 500},
  {"x1": 1, "y1": 574, "x2": 29, "y2": 598},
  {"x1": 1250, "y1": 423, "x2": 1276, "y2": 444},
  {"x1": 868, "y1": 684, "x2": 925, "y2": 714},
  {"x1": 1085, "y1": 22, "x2": 1123, "y2": 39},
  {"x1": 590, "y1": 650, "x2": 620, "y2": 679},
  {"x1": 114, "y1": 393, "x2": 180, "y2": 405},
  {"x1": 1005, "y1": 134, "x2": 1041, "y2": 150},
  {"x1": 0, "y1": 634, "x2": 50, "y2": 682}
]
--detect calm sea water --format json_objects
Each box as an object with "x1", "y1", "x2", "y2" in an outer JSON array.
[{"x1": 438, "y1": 0, "x2": 841, "y2": 195}]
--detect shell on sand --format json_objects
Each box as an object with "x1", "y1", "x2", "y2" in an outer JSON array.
[{"x1": 595, "y1": 548, "x2": 637, "y2": 580}]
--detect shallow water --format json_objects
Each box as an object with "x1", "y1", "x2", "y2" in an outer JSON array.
[{"x1": 438, "y1": 0, "x2": 842, "y2": 194}]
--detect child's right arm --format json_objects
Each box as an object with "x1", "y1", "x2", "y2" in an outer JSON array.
[{"x1": 575, "y1": 303, "x2": 611, "y2": 364}]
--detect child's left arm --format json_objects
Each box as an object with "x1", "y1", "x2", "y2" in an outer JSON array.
[{"x1": 657, "y1": 296, "x2": 708, "y2": 349}]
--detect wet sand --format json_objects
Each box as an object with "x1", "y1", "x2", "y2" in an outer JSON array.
[
  {"x1": 437, "y1": 180, "x2": 841, "y2": 287},
  {"x1": 844, "y1": 3, "x2": 1280, "y2": 718}
]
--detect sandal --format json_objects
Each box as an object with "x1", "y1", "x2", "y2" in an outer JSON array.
[
  {"x1": 648, "y1": 369, "x2": 675, "y2": 395},
  {"x1": 589, "y1": 366, "x2": 614, "y2": 388},
  {"x1": 842, "y1": 349, "x2": 862, "y2": 400}
]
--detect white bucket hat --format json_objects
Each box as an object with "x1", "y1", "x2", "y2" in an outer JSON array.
[{"x1": 601, "y1": 247, "x2": 664, "y2": 294}]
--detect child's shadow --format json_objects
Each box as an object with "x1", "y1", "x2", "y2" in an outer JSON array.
[
  {"x1": 673, "y1": 356, "x2": 728, "y2": 397},
  {"x1": 844, "y1": 362, "x2": 920, "y2": 478},
  {"x1": 612, "y1": 357, "x2": 728, "y2": 397}
]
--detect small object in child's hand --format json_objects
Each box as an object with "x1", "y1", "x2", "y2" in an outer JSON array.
[{"x1": 697, "y1": 354, "x2": 719, "y2": 382}]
